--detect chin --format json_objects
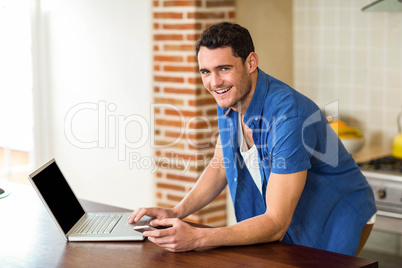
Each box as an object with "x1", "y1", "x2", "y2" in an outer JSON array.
[{"x1": 216, "y1": 101, "x2": 236, "y2": 110}]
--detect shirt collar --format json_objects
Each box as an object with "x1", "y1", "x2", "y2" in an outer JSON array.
[
  {"x1": 244, "y1": 68, "x2": 269, "y2": 122},
  {"x1": 222, "y1": 68, "x2": 269, "y2": 121}
]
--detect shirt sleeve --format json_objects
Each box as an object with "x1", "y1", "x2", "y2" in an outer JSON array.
[{"x1": 268, "y1": 115, "x2": 316, "y2": 174}]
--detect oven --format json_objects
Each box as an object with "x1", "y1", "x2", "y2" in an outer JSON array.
[{"x1": 357, "y1": 156, "x2": 402, "y2": 262}]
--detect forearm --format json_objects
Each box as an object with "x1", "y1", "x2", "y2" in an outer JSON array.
[
  {"x1": 197, "y1": 214, "x2": 285, "y2": 248},
  {"x1": 173, "y1": 163, "x2": 227, "y2": 219}
]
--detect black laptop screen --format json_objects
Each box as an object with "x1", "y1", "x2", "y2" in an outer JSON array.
[{"x1": 32, "y1": 161, "x2": 85, "y2": 234}]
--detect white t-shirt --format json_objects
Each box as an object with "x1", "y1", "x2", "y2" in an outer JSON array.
[{"x1": 238, "y1": 113, "x2": 263, "y2": 195}]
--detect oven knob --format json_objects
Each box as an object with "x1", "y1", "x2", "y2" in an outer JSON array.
[{"x1": 378, "y1": 189, "x2": 386, "y2": 199}]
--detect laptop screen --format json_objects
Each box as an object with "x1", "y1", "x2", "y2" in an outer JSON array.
[{"x1": 30, "y1": 160, "x2": 85, "y2": 234}]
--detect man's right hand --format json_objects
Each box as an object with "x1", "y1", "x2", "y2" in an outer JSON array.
[{"x1": 128, "y1": 207, "x2": 177, "y2": 224}]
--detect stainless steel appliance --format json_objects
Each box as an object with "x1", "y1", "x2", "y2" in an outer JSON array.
[{"x1": 358, "y1": 156, "x2": 402, "y2": 235}]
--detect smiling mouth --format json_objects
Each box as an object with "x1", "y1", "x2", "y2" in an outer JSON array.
[{"x1": 215, "y1": 87, "x2": 232, "y2": 94}]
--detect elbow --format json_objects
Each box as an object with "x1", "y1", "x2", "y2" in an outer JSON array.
[
  {"x1": 277, "y1": 228, "x2": 288, "y2": 241},
  {"x1": 266, "y1": 216, "x2": 290, "y2": 242}
]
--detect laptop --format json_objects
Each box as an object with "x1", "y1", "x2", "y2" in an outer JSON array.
[{"x1": 28, "y1": 158, "x2": 151, "y2": 241}]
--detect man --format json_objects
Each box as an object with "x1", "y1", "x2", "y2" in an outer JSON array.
[{"x1": 129, "y1": 22, "x2": 376, "y2": 256}]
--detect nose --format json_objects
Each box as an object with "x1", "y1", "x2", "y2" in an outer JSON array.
[{"x1": 210, "y1": 73, "x2": 223, "y2": 89}]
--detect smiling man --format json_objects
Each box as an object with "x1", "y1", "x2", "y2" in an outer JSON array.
[{"x1": 129, "y1": 22, "x2": 376, "y2": 256}]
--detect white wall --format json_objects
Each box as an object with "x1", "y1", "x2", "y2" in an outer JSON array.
[
  {"x1": 293, "y1": 1, "x2": 402, "y2": 149},
  {"x1": 34, "y1": 0, "x2": 153, "y2": 209}
]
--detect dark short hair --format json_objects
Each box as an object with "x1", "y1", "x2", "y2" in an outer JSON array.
[{"x1": 195, "y1": 22, "x2": 255, "y2": 62}]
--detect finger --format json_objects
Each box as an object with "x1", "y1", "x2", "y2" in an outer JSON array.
[
  {"x1": 128, "y1": 209, "x2": 140, "y2": 223},
  {"x1": 128, "y1": 210, "x2": 138, "y2": 223},
  {"x1": 143, "y1": 228, "x2": 172, "y2": 238},
  {"x1": 150, "y1": 218, "x2": 176, "y2": 227},
  {"x1": 128, "y1": 208, "x2": 146, "y2": 223}
]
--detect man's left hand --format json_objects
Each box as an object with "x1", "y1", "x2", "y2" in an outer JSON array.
[{"x1": 143, "y1": 218, "x2": 201, "y2": 252}]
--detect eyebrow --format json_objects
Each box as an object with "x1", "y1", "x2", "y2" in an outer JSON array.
[{"x1": 199, "y1": 64, "x2": 233, "y2": 73}]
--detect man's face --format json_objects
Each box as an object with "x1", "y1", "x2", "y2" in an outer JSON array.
[{"x1": 197, "y1": 46, "x2": 253, "y2": 110}]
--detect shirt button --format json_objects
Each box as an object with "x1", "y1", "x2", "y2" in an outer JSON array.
[
  {"x1": 254, "y1": 117, "x2": 258, "y2": 121},
  {"x1": 234, "y1": 177, "x2": 237, "y2": 182}
]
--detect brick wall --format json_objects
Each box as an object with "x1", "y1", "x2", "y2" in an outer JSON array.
[{"x1": 152, "y1": 0, "x2": 235, "y2": 226}]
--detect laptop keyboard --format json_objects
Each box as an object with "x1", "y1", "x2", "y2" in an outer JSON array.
[{"x1": 76, "y1": 214, "x2": 122, "y2": 234}]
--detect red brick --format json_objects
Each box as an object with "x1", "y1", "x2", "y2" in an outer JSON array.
[
  {"x1": 154, "y1": 97, "x2": 184, "y2": 105},
  {"x1": 154, "y1": 23, "x2": 160, "y2": 30},
  {"x1": 162, "y1": 23, "x2": 202, "y2": 30},
  {"x1": 187, "y1": 11, "x2": 225, "y2": 19},
  {"x1": 213, "y1": 192, "x2": 227, "y2": 202},
  {"x1": 153, "y1": 12, "x2": 183, "y2": 19},
  {"x1": 164, "y1": 44, "x2": 195, "y2": 52},
  {"x1": 188, "y1": 97, "x2": 216, "y2": 106},
  {"x1": 154, "y1": 65, "x2": 160, "y2": 71},
  {"x1": 182, "y1": 217, "x2": 203, "y2": 224},
  {"x1": 155, "y1": 119, "x2": 184, "y2": 128},
  {"x1": 164, "y1": 65, "x2": 198, "y2": 72},
  {"x1": 187, "y1": 133, "x2": 204, "y2": 140},
  {"x1": 167, "y1": 194, "x2": 184, "y2": 202},
  {"x1": 164, "y1": 0, "x2": 202, "y2": 7},
  {"x1": 157, "y1": 202, "x2": 175, "y2": 209},
  {"x1": 153, "y1": 1, "x2": 159, "y2": 7},
  {"x1": 188, "y1": 77, "x2": 203, "y2": 85},
  {"x1": 154, "y1": 55, "x2": 183, "y2": 62},
  {"x1": 206, "y1": 214, "x2": 227, "y2": 225},
  {"x1": 187, "y1": 33, "x2": 201, "y2": 41},
  {"x1": 195, "y1": 88, "x2": 203, "y2": 95},
  {"x1": 194, "y1": 204, "x2": 226, "y2": 216},
  {"x1": 155, "y1": 158, "x2": 187, "y2": 172},
  {"x1": 206, "y1": 108, "x2": 217, "y2": 116},
  {"x1": 167, "y1": 173, "x2": 197, "y2": 182},
  {"x1": 165, "y1": 108, "x2": 198, "y2": 117},
  {"x1": 228, "y1": 11, "x2": 236, "y2": 19},
  {"x1": 187, "y1": 55, "x2": 198, "y2": 63},
  {"x1": 154, "y1": 75, "x2": 185, "y2": 83},
  {"x1": 206, "y1": 0, "x2": 235, "y2": 7},
  {"x1": 189, "y1": 164, "x2": 207, "y2": 172},
  {"x1": 154, "y1": 140, "x2": 185, "y2": 149},
  {"x1": 188, "y1": 119, "x2": 213, "y2": 129},
  {"x1": 188, "y1": 143, "x2": 215, "y2": 152},
  {"x1": 198, "y1": 152, "x2": 214, "y2": 160},
  {"x1": 157, "y1": 182, "x2": 186, "y2": 192},
  {"x1": 154, "y1": 34, "x2": 183, "y2": 41},
  {"x1": 164, "y1": 87, "x2": 197, "y2": 95},
  {"x1": 164, "y1": 152, "x2": 196, "y2": 161},
  {"x1": 165, "y1": 131, "x2": 183, "y2": 139}
]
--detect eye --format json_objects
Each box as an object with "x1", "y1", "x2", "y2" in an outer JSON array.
[{"x1": 200, "y1": 70, "x2": 210, "y2": 76}]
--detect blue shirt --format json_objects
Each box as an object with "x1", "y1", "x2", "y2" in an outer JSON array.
[{"x1": 217, "y1": 68, "x2": 376, "y2": 255}]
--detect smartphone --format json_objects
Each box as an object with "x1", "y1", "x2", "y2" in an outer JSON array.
[{"x1": 134, "y1": 225, "x2": 170, "y2": 233}]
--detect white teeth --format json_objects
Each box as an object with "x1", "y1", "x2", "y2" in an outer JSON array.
[{"x1": 216, "y1": 87, "x2": 231, "y2": 94}]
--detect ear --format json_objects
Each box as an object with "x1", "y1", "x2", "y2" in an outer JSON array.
[{"x1": 246, "y1": 52, "x2": 258, "y2": 73}]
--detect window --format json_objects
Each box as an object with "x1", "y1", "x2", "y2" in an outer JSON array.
[{"x1": 0, "y1": 0, "x2": 34, "y2": 184}]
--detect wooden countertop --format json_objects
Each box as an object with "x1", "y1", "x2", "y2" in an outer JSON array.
[{"x1": 0, "y1": 181, "x2": 378, "y2": 267}]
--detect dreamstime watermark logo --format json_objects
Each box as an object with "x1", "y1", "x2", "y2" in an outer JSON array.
[{"x1": 64, "y1": 100, "x2": 341, "y2": 171}]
